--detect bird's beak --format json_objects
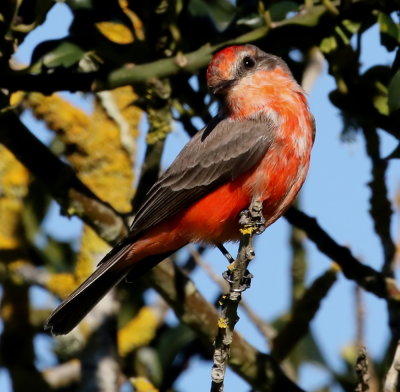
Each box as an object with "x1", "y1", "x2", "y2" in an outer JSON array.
[{"x1": 210, "y1": 79, "x2": 237, "y2": 95}]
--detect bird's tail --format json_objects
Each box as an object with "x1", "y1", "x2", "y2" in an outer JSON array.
[{"x1": 44, "y1": 241, "x2": 171, "y2": 335}]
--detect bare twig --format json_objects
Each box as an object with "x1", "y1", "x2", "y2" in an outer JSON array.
[
  {"x1": 189, "y1": 246, "x2": 276, "y2": 342},
  {"x1": 355, "y1": 285, "x2": 365, "y2": 348},
  {"x1": 0, "y1": 107, "x2": 302, "y2": 390},
  {"x1": 148, "y1": 258, "x2": 304, "y2": 392},
  {"x1": 272, "y1": 266, "x2": 338, "y2": 362},
  {"x1": 240, "y1": 301, "x2": 277, "y2": 343},
  {"x1": 285, "y1": 207, "x2": 400, "y2": 300},
  {"x1": 188, "y1": 246, "x2": 229, "y2": 293},
  {"x1": 362, "y1": 127, "x2": 395, "y2": 275},
  {"x1": 79, "y1": 319, "x2": 121, "y2": 392},
  {"x1": 43, "y1": 360, "x2": 81, "y2": 389},
  {"x1": 355, "y1": 347, "x2": 370, "y2": 392},
  {"x1": 384, "y1": 341, "x2": 400, "y2": 392},
  {"x1": 210, "y1": 200, "x2": 265, "y2": 392},
  {"x1": 301, "y1": 48, "x2": 325, "y2": 94},
  {"x1": 289, "y1": 208, "x2": 307, "y2": 304}
]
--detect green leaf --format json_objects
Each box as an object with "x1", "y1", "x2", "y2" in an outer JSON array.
[
  {"x1": 188, "y1": 0, "x2": 236, "y2": 32},
  {"x1": 66, "y1": 0, "x2": 94, "y2": 10},
  {"x1": 320, "y1": 36, "x2": 337, "y2": 53},
  {"x1": 378, "y1": 12, "x2": 400, "y2": 51},
  {"x1": 269, "y1": 1, "x2": 299, "y2": 22},
  {"x1": 42, "y1": 41, "x2": 85, "y2": 68},
  {"x1": 388, "y1": 69, "x2": 400, "y2": 113},
  {"x1": 279, "y1": 4, "x2": 326, "y2": 27},
  {"x1": 342, "y1": 19, "x2": 361, "y2": 34},
  {"x1": 373, "y1": 81, "x2": 389, "y2": 115},
  {"x1": 373, "y1": 93, "x2": 389, "y2": 115},
  {"x1": 334, "y1": 25, "x2": 350, "y2": 45}
]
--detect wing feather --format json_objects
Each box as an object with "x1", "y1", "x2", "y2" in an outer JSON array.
[{"x1": 131, "y1": 115, "x2": 277, "y2": 236}]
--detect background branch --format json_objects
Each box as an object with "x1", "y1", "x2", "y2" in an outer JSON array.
[
  {"x1": 147, "y1": 259, "x2": 305, "y2": 392},
  {"x1": 284, "y1": 207, "x2": 400, "y2": 300},
  {"x1": 0, "y1": 108, "x2": 128, "y2": 244}
]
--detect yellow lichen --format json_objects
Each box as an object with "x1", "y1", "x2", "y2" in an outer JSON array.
[
  {"x1": 46, "y1": 273, "x2": 77, "y2": 299},
  {"x1": 218, "y1": 295, "x2": 227, "y2": 305},
  {"x1": 74, "y1": 226, "x2": 109, "y2": 284},
  {"x1": 27, "y1": 93, "x2": 90, "y2": 137},
  {"x1": 26, "y1": 86, "x2": 141, "y2": 283},
  {"x1": 7, "y1": 260, "x2": 29, "y2": 272},
  {"x1": 218, "y1": 317, "x2": 228, "y2": 329},
  {"x1": 227, "y1": 262, "x2": 236, "y2": 271},
  {"x1": 27, "y1": 87, "x2": 140, "y2": 213},
  {"x1": 130, "y1": 377, "x2": 158, "y2": 392},
  {"x1": 1, "y1": 303, "x2": 14, "y2": 322},
  {"x1": 330, "y1": 262, "x2": 341, "y2": 272},
  {"x1": 239, "y1": 227, "x2": 254, "y2": 235},
  {"x1": 118, "y1": 307, "x2": 158, "y2": 357},
  {"x1": 0, "y1": 146, "x2": 29, "y2": 250}
]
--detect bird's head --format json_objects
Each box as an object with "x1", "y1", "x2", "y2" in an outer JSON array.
[
  {"x1": 206, "y1": 45, "x2": 301, "y2": 118},
  {"x1": 206, "y1": 45, "x2": 291, "y2": 95}
]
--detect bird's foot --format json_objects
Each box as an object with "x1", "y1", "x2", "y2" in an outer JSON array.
[
  {"x1": 239, "y1": 200, "x2": 265, "y2": 235},
  {"x1": 222, "y1": 269, "x2": 254, "y2": 292}
]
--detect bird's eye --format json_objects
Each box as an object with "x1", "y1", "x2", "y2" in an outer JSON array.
[{"x1": 243, "y1": 56, "x2": 255, "y2": 69}]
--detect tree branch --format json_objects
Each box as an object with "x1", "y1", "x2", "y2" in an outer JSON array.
[
  {"x1": 0, "y1": 5, "x2": 330, "y2": 94},
  {"x1": 384, "y1": 341, "x2": 400, "y2": 392},
  {"x1": 284, "y1": 207, "x2": 400, "y2": 300},
  {"x1": 271, "y1": 267, "x2": 337, "y2": 362},
  {"x1": 0, "y1": 109, "x2": 128, "y2": 244},
  {"x1": 0, "y1": 28, "x2": 268, "y2": 93},
  {"x1": 354, "y1": 347, "x2": 370, "y2": 392},
  {"x1": 211, "y1": 201, "x2": 264, "y2": 391},
  {"x1": 147, "y1": 258, "x2": 305, "y2": 392},
  {"x1": 0, "y1": 107, "x2": 303, "y2": 391}
]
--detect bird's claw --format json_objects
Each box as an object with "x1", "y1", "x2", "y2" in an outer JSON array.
[
  {"x1": 239, "y1": 201, "x2": 266, "y2": 235},
  {"x1": 222, "y1": 269, "x2": 254, "y2": 292}
]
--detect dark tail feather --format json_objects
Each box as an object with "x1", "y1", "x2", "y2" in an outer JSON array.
[
  {"x1": 45, "y1": 243, "x2": 132, "y2": 335},
  {"x1": 45, "y1": 240, "x2": 179, "y2": 336}
]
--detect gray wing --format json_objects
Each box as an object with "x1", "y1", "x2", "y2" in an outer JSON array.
[{"x1": 130, "y1": 115, "x2": 277, "y2": 237}]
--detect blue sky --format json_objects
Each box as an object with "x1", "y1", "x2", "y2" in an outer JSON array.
[{"x1": 1, "y1": 3, "x2": 399, "y2": 391}]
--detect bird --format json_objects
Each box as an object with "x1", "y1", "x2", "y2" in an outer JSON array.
[{"x1": 45, "y1": 44, "x2": 315, "y2": 335}]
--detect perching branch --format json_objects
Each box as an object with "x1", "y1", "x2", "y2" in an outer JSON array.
[
  {"x1": 355, "y1": 347, "x2": 370, "y2": 392},
  {"x1": 384, "y1": 341, "x2": 400, "y2": 392},
  {"x1": 189, "y1": 246, "x2": 276, "y2": 343},
  {"x1": 148, "y1": 258, "x2": 305, "y2": 392},
  {"x1": 211, "y1": 201, "x2": 265, "y2": 391},
  {"x1": 1, "y1": 108, "x2": 302, "y2": 391}
]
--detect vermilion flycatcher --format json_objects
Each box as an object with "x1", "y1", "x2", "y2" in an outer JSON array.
[{"x1": 46, "y1": 44, "x2": 315, "y2": 335}]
